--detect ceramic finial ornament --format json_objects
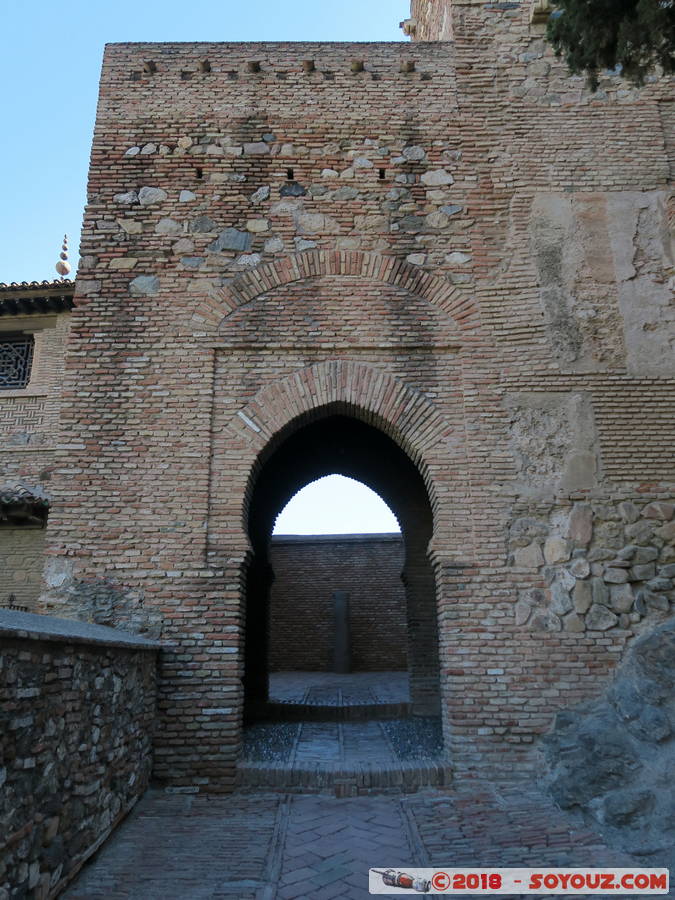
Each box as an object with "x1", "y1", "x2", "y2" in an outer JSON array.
[{"x1": 55, "y1": 235, "x2": 71, "y2": 278}]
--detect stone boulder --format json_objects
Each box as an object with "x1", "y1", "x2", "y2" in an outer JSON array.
[{"x1": 542, "y1": 619, "x2": 675, "y2": 861}]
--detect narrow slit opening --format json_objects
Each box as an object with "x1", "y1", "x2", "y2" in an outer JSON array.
[
  {"x1": 195, "y1": 166, "x2": 203, "y2": 180},
  {"x1": 287, "y1": 168, "x2": 294, "y2": 181},
  {"x1": 379, "y1": 169, "x2": 386, "y2": 180}
]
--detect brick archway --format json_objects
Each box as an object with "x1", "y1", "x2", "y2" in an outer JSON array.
[
  {"x1": 206, "y1": 358, "x2": 467, "y2": 562},
  {"x1": 203, "y1": 356, "x2": 474, "y2": 760},
  {"x1": 189, "y1": 249, "x2": 477, "y2": 337},
  {"x1": 240, "y1": 414, "x2": 443, "y2": 722}
]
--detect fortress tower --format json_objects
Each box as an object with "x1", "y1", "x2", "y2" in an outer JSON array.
[{"x1": 1, "y1": 2, "x2": 673, "y2": 790}]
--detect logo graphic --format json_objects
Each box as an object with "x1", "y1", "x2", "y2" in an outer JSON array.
[
  {"x1": 372, "y1": 869, "x2": 431, "y2": 892},
  {"x1": 431, "y1": 871, "x2": 451, "y2": 891}
]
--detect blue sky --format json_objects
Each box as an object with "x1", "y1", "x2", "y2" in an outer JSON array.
[
  {"x1": 0, "y1": 0, "x2": 409, "y2": 286},
  {"x1": 1, "y1": 0, "x2": 408, "y2": 534}
]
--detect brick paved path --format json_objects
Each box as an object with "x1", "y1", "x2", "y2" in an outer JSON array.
[
  {"x1": 63, "y1": 792, "x2": 281, "y2": 900},
  {"x1": 63, "y1": 779, "x2": 674, "y2": 900}
]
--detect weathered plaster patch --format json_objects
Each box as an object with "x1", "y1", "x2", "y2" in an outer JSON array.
[
  {"x1": 606, "y1": 191, "x2": 675, "y2": 376},
  {"x1": 531, "y1": 194, "x2": 626, "y2": 371},
  {"x1": 531, "y1": 191, "x2": 674, "y2": 376},
  {"x1": 41, "y1": 560, "x2": 161, "y2": 638}
]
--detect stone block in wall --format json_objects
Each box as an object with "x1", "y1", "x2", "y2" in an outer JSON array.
[
  {"x1": 510, "y1": 499, "x2": 675, "y2": 636},
  {"x1": 504, "y1": 391, "x2": 599, "y2": 495}
]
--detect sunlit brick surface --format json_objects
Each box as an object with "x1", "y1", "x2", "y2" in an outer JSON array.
[{"x1": 25, "y1": 10, "x2": 675, "y2": 788}]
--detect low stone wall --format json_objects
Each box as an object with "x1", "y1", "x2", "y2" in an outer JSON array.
[
  {"x1": 0, "y1": 610, "x2": 160, "y2": 899},
  {"x1": 269, "y1": 534, "x2": 407, "y2": 672}
]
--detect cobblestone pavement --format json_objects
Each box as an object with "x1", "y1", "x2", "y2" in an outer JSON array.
[
  {"x1": 240, "y1": 674, "x2": 443, "y2": 791},
  {"x1": 63, "y1": 778, "x2": 673, "y2": 900}
]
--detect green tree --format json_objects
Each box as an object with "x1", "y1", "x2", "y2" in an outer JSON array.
[{"x1": 547, "y1": 0, "x2": 675, "y2": 89}]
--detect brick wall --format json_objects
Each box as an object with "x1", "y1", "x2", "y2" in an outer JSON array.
[
  {"x1": 269, "y1": 534, "x2": 407, "y2": 672},
  {"x1": 0, "y1": 310, "x2": 70, "y2": 482},
  {"x1": 0, "y1": 611, "x2": 159, "y2": 898},
  {"x1": 32, "y1": 30, "x2": 675, "y2": 786},
  {"x1": 410, "y1": 0, "x2": 453, "y2": 40}
]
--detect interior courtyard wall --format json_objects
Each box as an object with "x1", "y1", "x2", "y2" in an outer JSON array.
[
  {"x1": 269, "y1": 534, "x2": 407, "y2": 673},
  {"x1": 26, "y1": 16, "x2": 675, "y2": 784}
]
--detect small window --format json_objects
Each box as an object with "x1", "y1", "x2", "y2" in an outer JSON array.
[{"x1": 0, "y1": 335, "x2": 34, "y2": 389}]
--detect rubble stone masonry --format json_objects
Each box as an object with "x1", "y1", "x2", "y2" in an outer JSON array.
[
  {"x1": 6, "y1": 0, "x2": 671, "y2": 786},
  {"x1": 0, "y1": 611, "x2": 159, "y2": 898}
]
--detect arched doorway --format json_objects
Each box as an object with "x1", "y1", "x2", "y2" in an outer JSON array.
[
  {"x1": 268, "y1": 474, "x2": 405, "y2": 689},
  {"x1": 242, "y1": 414, "x2": 441, "y2": 729},
  {"x1": 194, "y1": 356, "x2": 466, "y2": 787}
]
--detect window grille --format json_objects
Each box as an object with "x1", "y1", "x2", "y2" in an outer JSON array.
[{"x1": 0, "y1": 336, "x2": 34, "y2": 389}]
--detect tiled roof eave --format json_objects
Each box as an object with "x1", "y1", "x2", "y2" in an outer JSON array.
[
  {"x1": 0, "y1": 279, "x2": 75, "y2": 293},
  {"x1": 0, "y1": 295, "x2": 75, "y2": 316},
  {"x1": 0, "y1": 487, "x2": 50, "y2": 527},
  {"x1": 0, "y1": 279, "x2": 76, "y2": 315}
]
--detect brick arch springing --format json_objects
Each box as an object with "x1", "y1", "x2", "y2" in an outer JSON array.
[{"x1": 189, "y1": 249, "x2": 477, "y2": 336}]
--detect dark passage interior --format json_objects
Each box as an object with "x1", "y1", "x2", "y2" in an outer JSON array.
[{"x1": 243, "y1": 414, "x2": 440, "y2": 723}]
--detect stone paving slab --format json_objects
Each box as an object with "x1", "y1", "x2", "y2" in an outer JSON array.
[
  {"x1": 269, "y1": 672, "x2": 410, "y2": 705},
  {"x1": 238, "y1": 713, "x2": 446, "y2": 793},
  {"x1": 63, "y1": 781, "x2": 675, "y2": 900}
]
